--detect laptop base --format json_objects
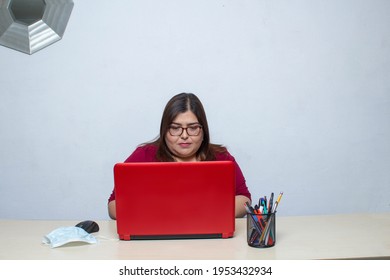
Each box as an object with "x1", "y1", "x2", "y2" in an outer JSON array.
[{"x1": 119, "y1": 232, "x2": 234, "y2": 241}]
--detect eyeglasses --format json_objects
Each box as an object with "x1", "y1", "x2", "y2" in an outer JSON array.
[{"x1": 168, "y1": 124, "x2": 203, "y2": 136}]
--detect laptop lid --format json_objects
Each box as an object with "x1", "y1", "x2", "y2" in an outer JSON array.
[{"x1": 113, "y1": 161, "x2": 235, "y2": 240}]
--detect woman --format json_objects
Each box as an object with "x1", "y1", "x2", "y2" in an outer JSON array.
[{"x1": 108, "y1": 93, "x2": 251, "y2": 218}]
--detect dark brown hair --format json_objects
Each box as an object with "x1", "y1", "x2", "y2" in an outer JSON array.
[{"x1": 149, "y1": 93, "x2": 226, "y2": 161}]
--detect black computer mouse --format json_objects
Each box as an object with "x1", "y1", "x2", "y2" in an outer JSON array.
[{"x1": 75, "y1": 220, "x2": 100, "y2": 234}]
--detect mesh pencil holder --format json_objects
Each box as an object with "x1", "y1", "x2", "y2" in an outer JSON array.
[{"x1": 247, "y1": 212, "x2": 276, "y2": 248}]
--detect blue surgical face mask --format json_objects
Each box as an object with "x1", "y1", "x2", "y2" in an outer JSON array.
[{"x1": 43, "y1": 226, "x2": 97, "y2": 248}]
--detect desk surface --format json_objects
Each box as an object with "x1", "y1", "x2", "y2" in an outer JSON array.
[{"x1": 1, "y1": 213, "x2": 389, "y2": 260}]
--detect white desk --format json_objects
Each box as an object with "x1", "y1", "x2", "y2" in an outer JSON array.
[{"x1": 1, "y1": 213, "x2": 389, "y2": 260}]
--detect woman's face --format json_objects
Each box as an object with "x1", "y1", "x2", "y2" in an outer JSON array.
[{"x1": 165, "y1": 110, "x2": 204, "y2": 162}]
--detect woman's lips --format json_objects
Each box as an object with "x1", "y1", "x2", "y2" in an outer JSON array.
[{"x1": 179, "y1": 143, "x2": 191, "y2": 148}]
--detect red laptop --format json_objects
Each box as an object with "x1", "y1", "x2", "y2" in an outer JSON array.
[{"x1": 113, "y1": 161, "x2": 235, "y2": 240}]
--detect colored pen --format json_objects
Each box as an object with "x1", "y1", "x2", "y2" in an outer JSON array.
[
  {"x1": 250, "y1": 213, "x2": 263, "y2": 235},
  {"x1": 276, "y1": 192, "x2": 283, "y2": 203},
  {"x1": 250, "y1": 210, "x2": 268, "y2": 245},
  {"x1": 262, "y1": 199, "x2": 268, "y2": 214},
  {"x1": 272, "y1": 192, "x2": 283, "y2": 213}
]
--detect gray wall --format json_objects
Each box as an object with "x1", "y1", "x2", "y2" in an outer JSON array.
[{"x1": 1, "y1": 0, "x2": 389, "y2": 220}]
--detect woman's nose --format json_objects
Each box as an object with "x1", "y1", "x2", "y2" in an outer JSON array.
[{"x1": 180, "y1": 129, "x2": 189, "y2": 139}]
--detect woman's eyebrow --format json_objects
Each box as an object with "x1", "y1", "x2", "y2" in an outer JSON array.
[{"x1": 171, "y1": 122, "x2": 200, "y2": 126}]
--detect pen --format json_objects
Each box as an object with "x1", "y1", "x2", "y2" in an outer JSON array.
[
  {"x1": 250, "y1": 210, "x2": 267, "y2": 245},
  {"x1": 262, "y1": 199, "x2": 268, "y2": 214},
  {"x1": 250, "y1": 213, "x2": 263, "y2": 236},
  {"x1": 268, "y1": 192, "x2": 274, "y2": 213},
  {"x1": 276, "y1": 192, "x2": 283, "y2": 203},
  {"x1": 244, "y1": 201, "x2": 255, "y2": 214},
  {"x1": 249, "y1": 228, "x2": 258, "y2": 245},
  {"x1": 272, "y1": 192, "x2": 283, "y2": 213},
  {"x1": 259, "y1": 215, "x2": 272, "y2": 245},
  {"x1": 264, "y1": 216, "x2": 275, "y2": 245}
]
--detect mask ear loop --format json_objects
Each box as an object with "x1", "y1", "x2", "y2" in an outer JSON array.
[{"x1": 95, "y1": 235, "x2": 120, "y2": 242}]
